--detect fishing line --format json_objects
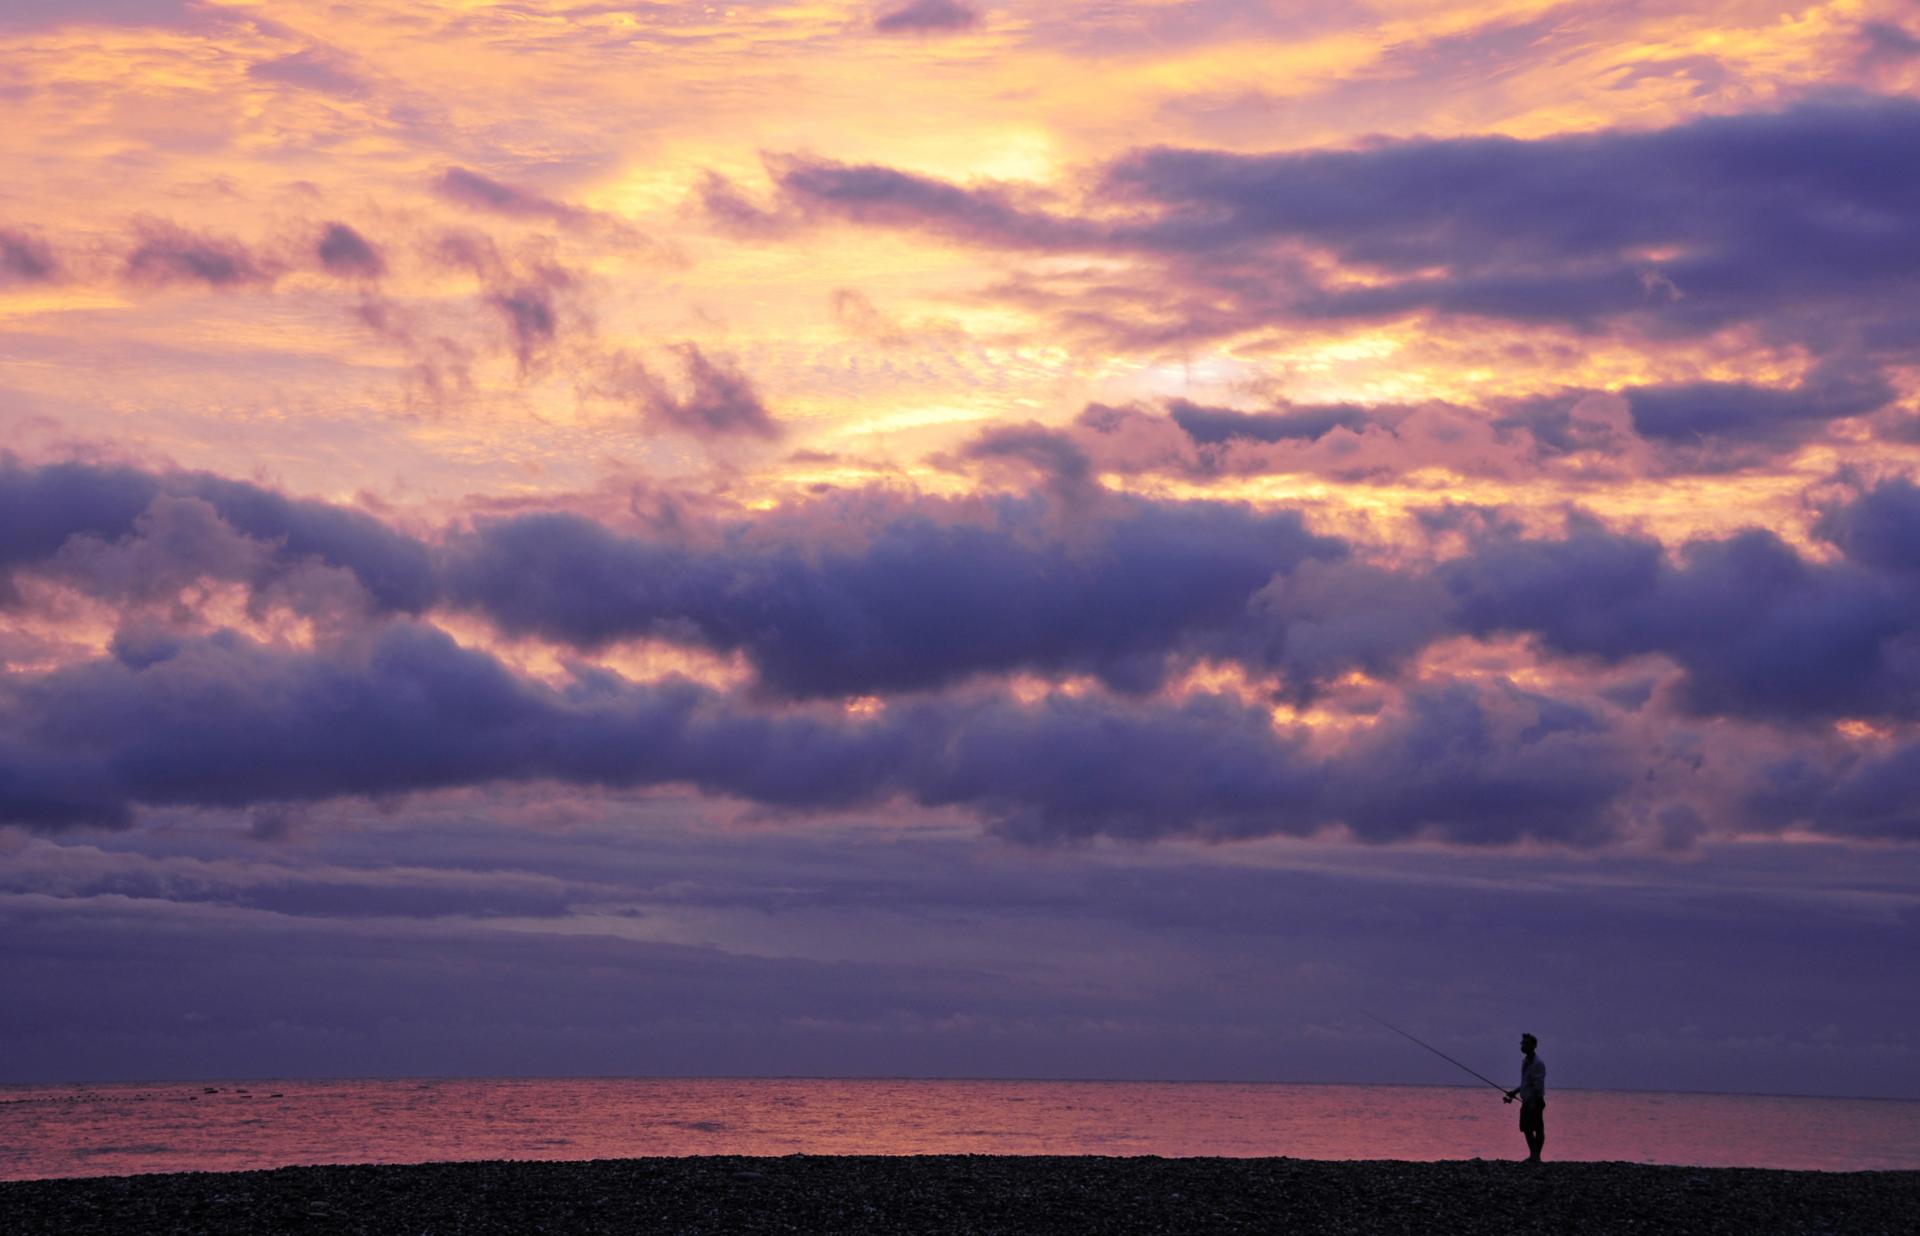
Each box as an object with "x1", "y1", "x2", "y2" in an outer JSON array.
[{"x1": 1362, "y1": 1011, "x2": 1508, "y2": 1093}]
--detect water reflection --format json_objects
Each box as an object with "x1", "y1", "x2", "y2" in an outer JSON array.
[{"x1": 4, "y1": 1079, "x2": 1916, "y2": 1180}]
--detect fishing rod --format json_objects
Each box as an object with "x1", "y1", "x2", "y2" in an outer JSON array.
[{"x1": 1363, "y1": 1011, "x2": 1508, "y2": 1094}]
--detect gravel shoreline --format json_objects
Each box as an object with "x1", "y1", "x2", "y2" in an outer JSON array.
[{"x1": 5, "y1": 1155, "x2": 1917, "y2": 1234}]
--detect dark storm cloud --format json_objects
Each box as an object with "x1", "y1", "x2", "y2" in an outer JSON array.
[
  {"x1": 1757, "y1": 741, "x2": 1920, "y2": 842},
  {"x1": 772, "y1": 98, "x2": 1920, "y2": 344},
  {"x1": 1440, "y1": 519, "x2": 1920, "y2": 723},
  {"x1": 11, "y1": 452, "x2": 1920, "y2": 771},
  {"x1": 1816, "y1": 476, "x2": 1920, "y2": 575},
  {"x1": 181, "y1": 473, "x2": 437, "y2": 612},
  {"x1": 1479, "y1": 362, "x2": 1901, "y2": 475},
  {"x1": 0, "y1": 229, "x2": 58, "y2": 283},
  {"x1": 443, "y1": 495, "x2": 1343, "y2": 696},
  {"x1": 1623, "y1": 363, "x2": 1894, "y2": 445},
  {"x1": 0, "y1": 460, "x2": 163, "y2": 587},
  {"x1": 1169, "y1": 399, "x2": 1375, "y2": 445},
  {"x1": 1106, "y1": 97, "x2": 1920, "y2": 329},
  {"x1": 0, "y1": 620, "x2": 1635, "y2": 847},
  {"x1": 17, "y1": 456, "x2": 1920, "y2": 740},
  {"x1": 0, "y1": 458, "x2": 435, "y2": 614},
  {"x1": 1218, "y1": 557, "x2": 1452, "y2": 695},
  {"x1": 431, "y1": 167, "x2": 593, "y2": 227},
  {"x1": 315, "y1": 222, "x2": 385, "y2": 279},
  {"x1": 873, "y1": 0, "x2": 980, "y2": 34},
  {"x1": 1323, "y1": 682, "x2": 1626, "y2": 847},
  {"x1": 122, "y1": 221, "x2": 272, "y2": 289}
]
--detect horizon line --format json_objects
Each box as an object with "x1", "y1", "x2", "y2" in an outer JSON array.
[{"x1": 4, "y1": 1072, "x2": 1913, "y2": 1106}]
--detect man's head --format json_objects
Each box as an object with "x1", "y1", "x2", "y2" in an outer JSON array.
[{"x1": 1520, "y1": 1033, "x2": 1538, "y2": 1055}]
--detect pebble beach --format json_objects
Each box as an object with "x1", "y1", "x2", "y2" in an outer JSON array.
[{"x1": 5, "y1": 1155, "x2": 1917, "y2": 1235}]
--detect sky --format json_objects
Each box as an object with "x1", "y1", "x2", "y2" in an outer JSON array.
[{"x1": 2, "y1": 0, "x2": 1918, "y2": 1099}]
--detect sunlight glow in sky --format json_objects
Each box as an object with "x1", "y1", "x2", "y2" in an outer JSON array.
[{"x1": 2, "y1": 0, "x2": 1918, "y2": 1096}]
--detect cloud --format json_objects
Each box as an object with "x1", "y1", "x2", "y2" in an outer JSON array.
[
  {"x1": 0, "y1": 229, "x2": 58, "y2": 284},
  {"x1": 694, "y1": 170, "x2": 791, "y2": 238},
  {"x1": 122, "y1": 221, "x2": 273, "y2": 289},
  {"x1": 975, "y1": 399, "x2": 1500, "y2": 490},
  {"x1": 0, "y1": 458, "x2": 436, "y2": 615},
  {"x1": 0, "y1": 620, "x2": 1634, "y2": 848},
  {"x1": 5, "y1": 816, "x2": 1915, "y2": 1090},
  {"x1": 431, "y1": 166, "x2": 594, "y2": 229},
  {"x1": 0, "y1": 0, "x2": 208, "y2": 32},
  {"x1": 1858, "y1": 20, "x2": 1920, "y2": 72},
  {"x1": 1169, "y1": 399, "x2": 1375, "y2": 446},
  {"x1": 18, "y1": 455, "x2": 1920, "y2": 736},
  {"x1": 0, "y1": 460, "x2": 169, "y2": 604},
  {"x1": 247, "y1": 47, "x2": 368, "y2": 98},
  {"x1": 1440, "y1": 518, "x2": 1920, "y2": 723},
  {"x1": 598, "y1": 344, "x2": 782, "y2": 440},
  {"x1": 771, "y1": 154, "x2": 1089, "y2": 249},
  {"x1": 650, "y1": 344, "x2": 780, "y2": 439},
  {"x1": 427, "y1": 230, "x2": 583, "y2": 373},
  {"x1": 1322, "y1": 681, "x2": 1628, "y2": 847},
  {"x1": 1070, "y1": 371, "x2": 1888, "y2": 484},
  {"x1": 1816, "y1": 476, "x2": 1920, "y2": 575},
  {"x1": 770, "y1": 98, "x2": 1920, "y2": 350},
  {"x1": 353, "y1": 294, "x2": 474, "y2": 405},
  {"x1": 873, "y1": 0, "x2": 980, "y2": 34},
  {"x1": 958, "y1": 421, "x2": 1097, "y2": 501},
  {"x1": 315, "y1": 223, "x2": 385, "y2": 280},
  {"x1": 1748, "y1": 739, "x2": 1920, "y2": 842},
  {"x1": 443, "y1": 493, "x2": 1343, "y2": 697},
  {"x1": 487, "y1": 279, "x2": 565, "y2": 371},
  {"x1": 1623, "y1": 363, "x2": 1894, "y2": 447}
]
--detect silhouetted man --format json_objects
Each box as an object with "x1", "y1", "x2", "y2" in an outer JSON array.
[{"x1": 1502, "y1": 1032, "x2": 1546, "y2": 1162}]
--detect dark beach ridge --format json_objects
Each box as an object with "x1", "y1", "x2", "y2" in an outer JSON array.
[{"x1": 4, "y1": 1155, "x2": 1917, "y2": 1235}]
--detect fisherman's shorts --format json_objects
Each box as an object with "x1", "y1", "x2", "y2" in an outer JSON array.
[{"x1": 1518, "y1": 1100, "x2": 1545, "y2": 1134}]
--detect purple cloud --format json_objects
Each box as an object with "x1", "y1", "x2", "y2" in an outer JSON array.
[
  {"x1": 874, "y1": 0, "x2": 980, "y2": 34},
  {"x1": 611, "y1": 344, "x2": 783, "y2": 440},
  {"x1": 1169, "y1": 399, "x2": 1375, "y2": 446},
  {"x1": 0, "y1": 620, "x2": 1643, "y2": 848},
  {"x1": 0, "y1": 229, "x2": 58, "y2": 283},
  {"x1": 431, "y1": 167, "x2": 592, "y2": 228},
  {"x1": 316, "y1": 222, "x2": 385, "y2": 279},
  {"x1": 122, "y1": 221, "x2": 272, "y2": 289},
  {"x1": 16, "y1": 456, "x2": 1920, "y2": 735},
  {"x1": 247, "y1": 47, "x2": 367, "y2": 97},
  {"x1": 768, "y1": 98, "x2": 1920, "y2": 355},
  {"x1": 0, "y1": 459, "x2": 435, "y2": 614},
  {"x1": 442, "y1": 495, "x2": 1341, "y2": 696}
]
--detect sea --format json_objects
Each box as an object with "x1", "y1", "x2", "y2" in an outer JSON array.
[{"x1": 3, "y1": 1078, "x2": 1917, "y2": 1181}]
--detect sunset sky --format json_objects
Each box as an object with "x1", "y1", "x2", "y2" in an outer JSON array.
[{"x1": 3, "y1": 0, "x2": 1919, "y2": 1097}]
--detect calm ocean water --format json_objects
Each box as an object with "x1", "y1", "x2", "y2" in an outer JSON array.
[{"x1": 3, "y1": 1078, "x2": 1916, "y2": 1181}]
